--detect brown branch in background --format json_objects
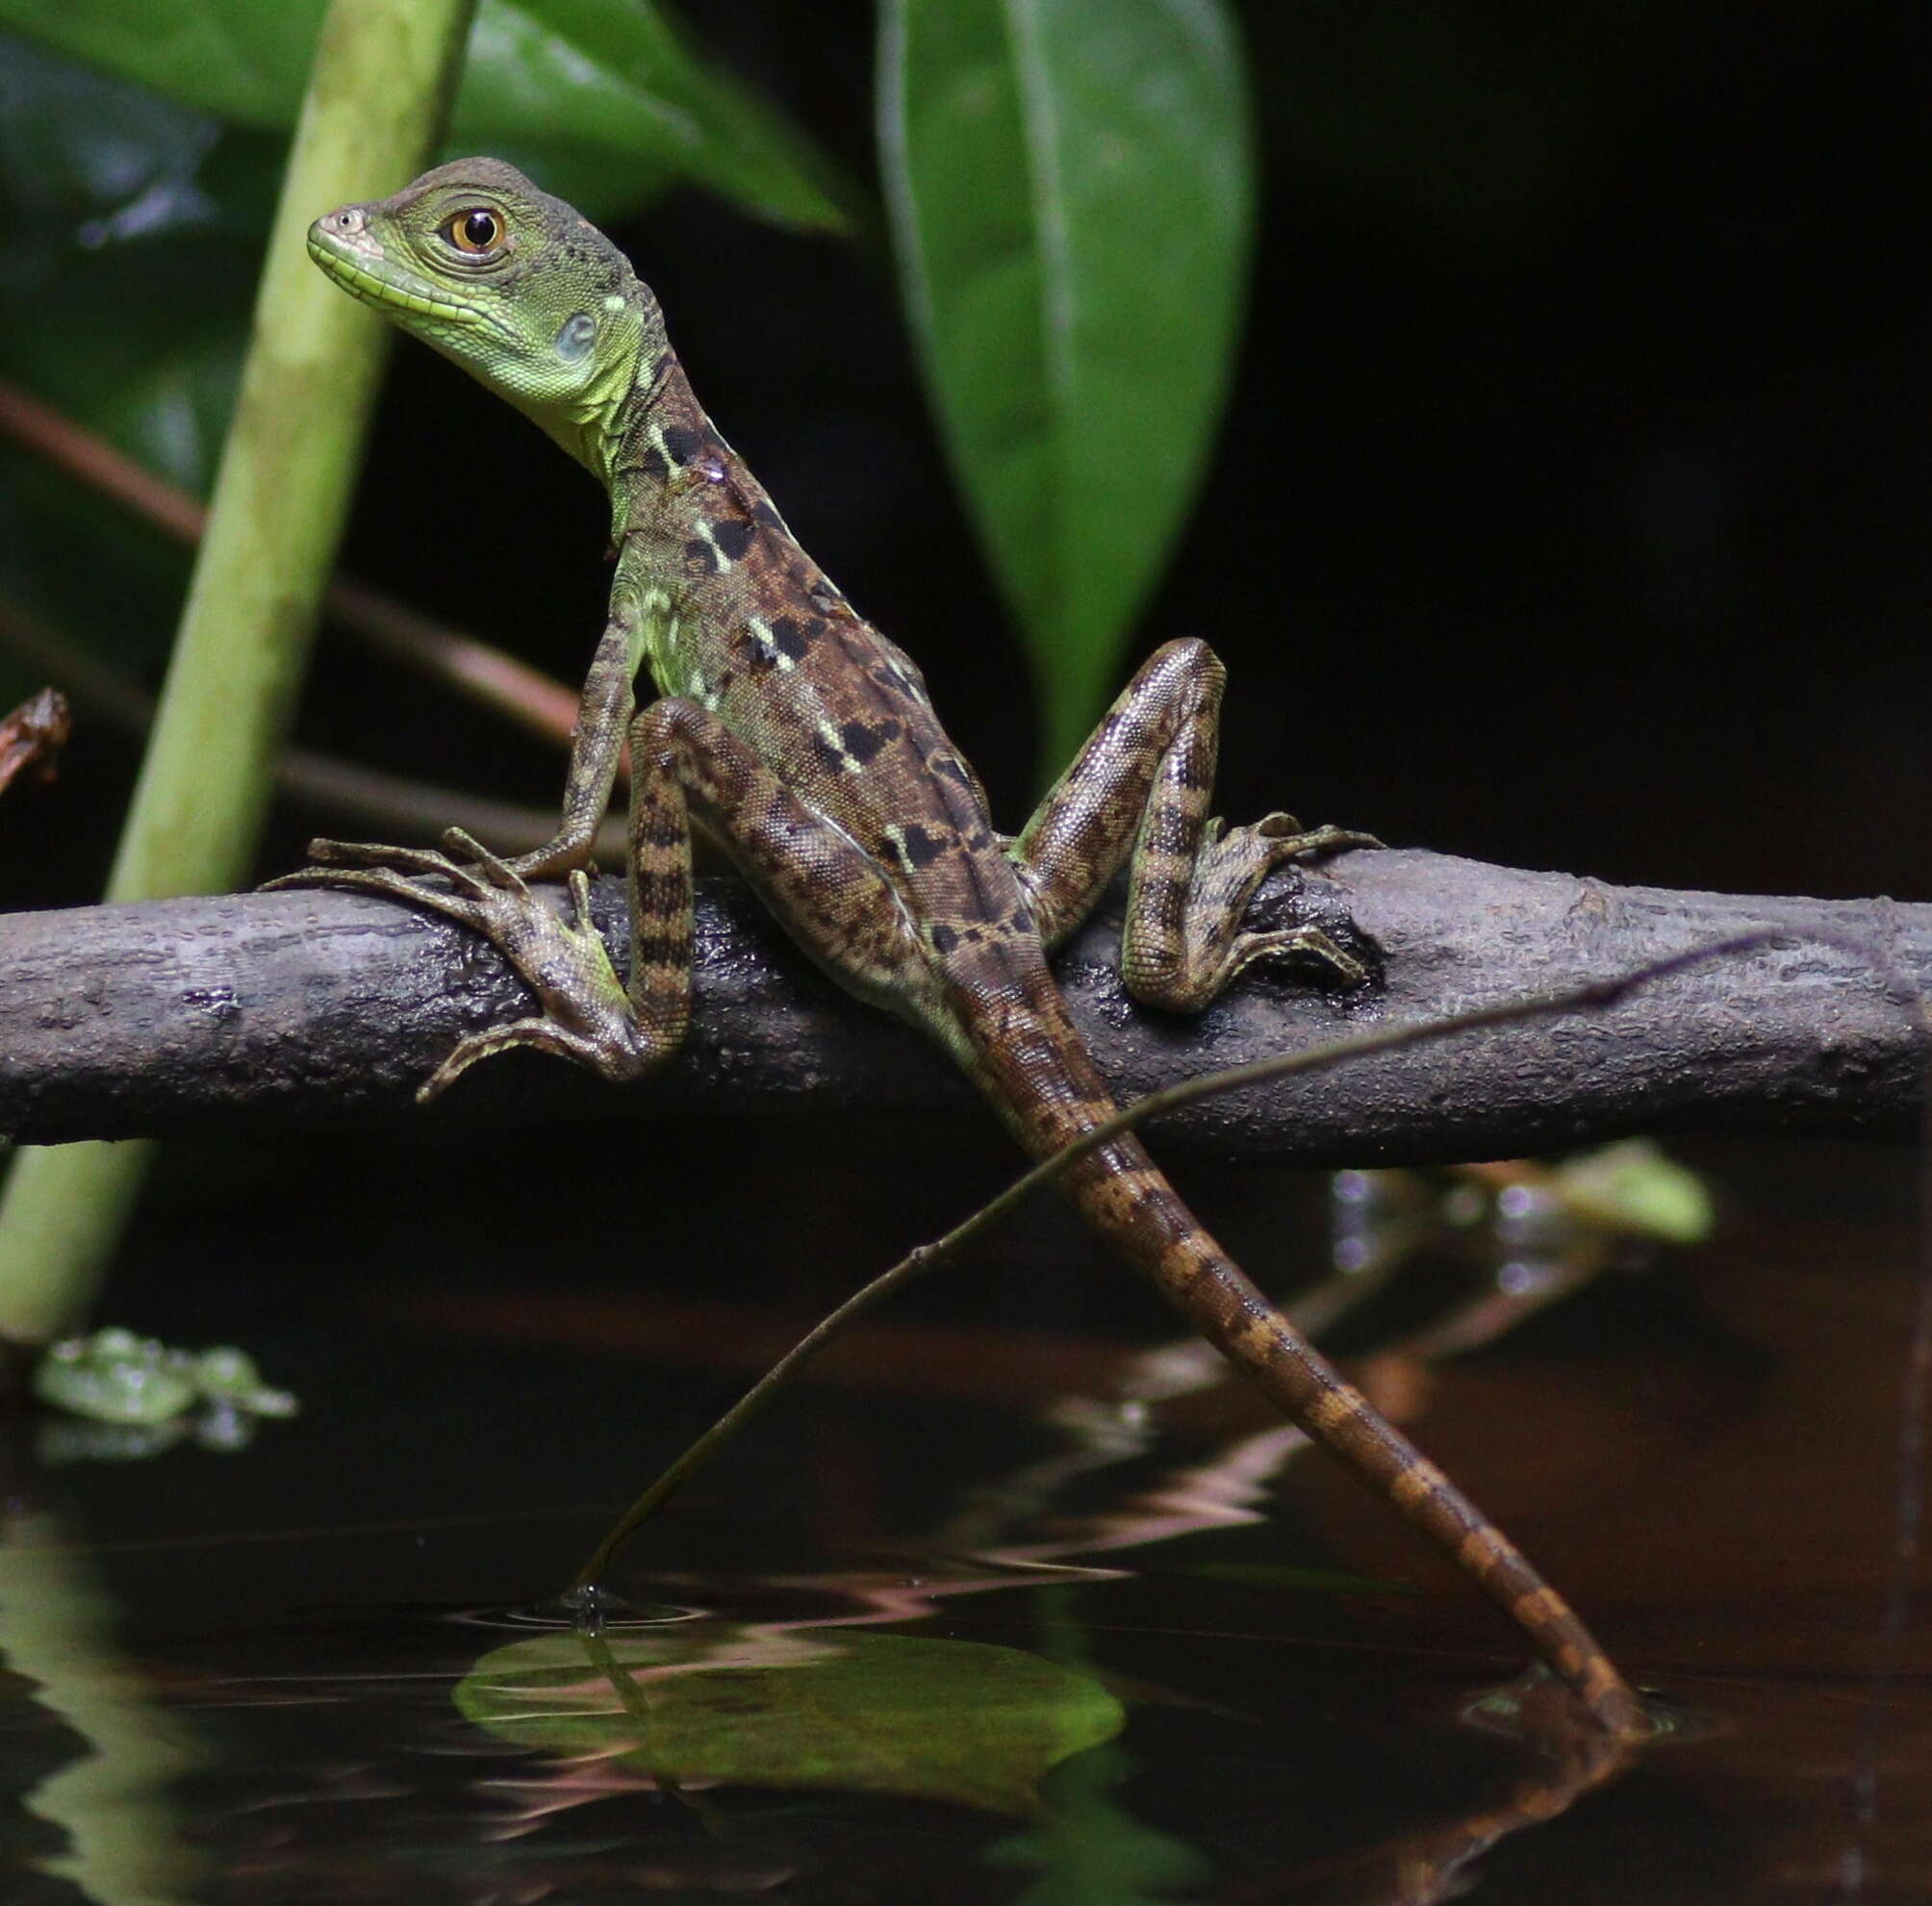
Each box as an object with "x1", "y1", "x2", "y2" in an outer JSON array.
[
  {"x1": 0, "y1": 848, "x2": 1922, "y2": 1153},
  {"x1": 0, "y1": 589, "x2": 622, "y2": 859},
  {"x1": 0, "y1": 689, "x2": 70, "y2": 798},
  {"x1": 0, "y1": 378, "x2": 586, "y2": 752}
]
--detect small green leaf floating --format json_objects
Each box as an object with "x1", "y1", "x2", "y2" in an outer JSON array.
[
  {"x1": 455, "y1": 1625, "x2": 1125, "y2": 1816},
  {"x1": 880, "y1": 0, "x2": 1255, "y2": 770}
]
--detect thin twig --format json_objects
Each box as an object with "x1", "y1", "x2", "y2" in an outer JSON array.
[
  {"x1": 0, "y1": 378, "x2": 585, "y2": 752},
  {"x1": 0, "y1": 588, "x2": 621, "y2": 857}
]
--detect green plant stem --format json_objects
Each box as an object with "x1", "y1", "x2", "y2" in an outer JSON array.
[{"x1": 0, "y1": 0, "x2": 479, "y2": 1347}]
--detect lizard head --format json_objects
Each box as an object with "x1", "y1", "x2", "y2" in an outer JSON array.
[{"x1": 309, "y1": 158, "x2": 664, "y2": 473}]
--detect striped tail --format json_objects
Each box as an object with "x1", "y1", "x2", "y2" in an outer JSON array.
[{"x1": 967, "y1": 984, "x2": 1647, "y2": 1739}]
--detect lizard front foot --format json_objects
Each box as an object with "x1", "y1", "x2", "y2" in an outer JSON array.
[{"x1": 265, "y1": 844, "x2": 654, "y2": 1099}]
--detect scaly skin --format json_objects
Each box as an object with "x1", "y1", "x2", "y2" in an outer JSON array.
[{"x1": 274, "y1": 160, "x2": 1645, "y2": 1737}]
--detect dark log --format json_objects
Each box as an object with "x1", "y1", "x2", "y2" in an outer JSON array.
[{"x1": 0, "y1": 848, "x2": 1922, "y2": 1160}]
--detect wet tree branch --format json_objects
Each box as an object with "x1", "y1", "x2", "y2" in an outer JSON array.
[{"x1": 0, "y1": 848, "x2": 1921, "y2": 1160}]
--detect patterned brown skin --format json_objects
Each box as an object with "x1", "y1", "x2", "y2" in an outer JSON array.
[{"x1": 274, "y1": 160, "x2": 1645, "y2": 1738}]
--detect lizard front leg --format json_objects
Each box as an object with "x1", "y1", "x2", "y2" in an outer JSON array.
[
  {"x1": 272, "y1": 695, "x2": 917, "y2": 1100},
  {"x1": 302, "y1": 611, "x2": 640, "y2": 885},
  {"x1": 1009, "y1": 637, "x2": 1379, "y2": 1009}
]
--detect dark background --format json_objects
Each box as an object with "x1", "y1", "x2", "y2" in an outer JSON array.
[
  {"x1": 283, "y1": 1, "x2": 1932, "y2": 909},
  {"x1": 6, "y1": 4, "x2": 1930, "y2": 907}
]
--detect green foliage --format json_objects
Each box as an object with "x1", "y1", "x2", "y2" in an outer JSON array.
[
  {"x1": 0, "y1": 0, "x2": 845, "y2": 229},
  {"x1": 0, "y1": 1, "x2": 1257, "y2": 765},
  {"x1": 879, "y1": 0, "x2": 1254, "y2": 766},
  {"x1": 455, "y1": 1626, "x2": 1125, "y2": 1815}
]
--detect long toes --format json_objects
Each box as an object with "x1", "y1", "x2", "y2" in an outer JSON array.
[
  {"x1": 418, "y1": 1029, "x2": 520, "y2": 1103},
  {"x1": 1264, "y1": 927, "x2": 1369, "y2": 987},
  {"x1": 302, "y1": 839, "x2": 462, "y2": 877},
  {"x1": 442, "y1": 826, "x2": 526, "y2": 893},
  {"x1": 291, "y1": 866, "x2": 493, "y2": 927},
  {"x1": 302, "y1": 836, "x2": 405, "y2": 867},
  {"x1": 1250, "y1": 811, "x2": 1307, "y2": 839},
  {"x1": 1241, "y1": 818, "x2": 1382, "y2": 861},
  {"x1": 1296, "y1": 824, "x2": 1383, "y2": 853}
]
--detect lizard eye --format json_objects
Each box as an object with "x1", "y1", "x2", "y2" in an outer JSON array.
[{"x1": 443, "y1": 208, "x2": 504, "y2": 254}]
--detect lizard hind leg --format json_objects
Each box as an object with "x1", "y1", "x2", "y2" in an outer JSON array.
[{"x1": 1006, "y1": 638, "x2": 1378, "y2": 1010}]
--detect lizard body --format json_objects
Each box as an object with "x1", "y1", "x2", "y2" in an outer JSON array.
[{"x1": 279, "y1": 160, "x2": 1644, "y2": 1737}]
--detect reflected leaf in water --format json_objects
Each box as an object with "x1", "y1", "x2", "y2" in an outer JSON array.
[
  {"x1": 1549, "y1": 1138, "x2": 1715, "y2": 1244},
  {"x1": 455, "y1": 1624, "x2": 1124, "y2": 1815},
  {"x1": 986, "y1": 1740, "x2": 1210, "y2": 1905}
]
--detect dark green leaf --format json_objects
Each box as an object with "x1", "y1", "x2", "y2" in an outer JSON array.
[
  {"x1": 454, "y1": 1624, "x2": 1125, "y2": 1815},
  {"x1": 0, "y1": 0, "x2": 848, "y2": 231},
  {"x1": 880, "y1": 0, "x2": 1255, "y2": 768},
  {"x1": 0, "y1": 39, "x2": 260, "y2": 683}
]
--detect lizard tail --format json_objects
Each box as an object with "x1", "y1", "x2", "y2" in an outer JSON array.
[{"x1": 966, "y1": 994, "x2": 1648, "y2": 1740}]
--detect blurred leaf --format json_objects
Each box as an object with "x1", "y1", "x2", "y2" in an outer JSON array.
[
  {"x1": 0, "y1": 0, "x2": 848, "y2": 231},
  {"x1": 458, "y1": 0, "x2": 846, "y2": 230},
  {"x1": 455, "y1": 1624, "x2": 1124, "y2": 1815},
  {"x1": 879, "y1": 0, "x2": 1254, "y2": 767},
  {"x1": 988, "y1": 1741, "x2": 1210, "y2": 1902},
  {"x1": 0, "y1": 38, "x2": 260, "y2": 690},
  {"x1": 1553, "y1": 1139, "x2": 1716, "y2": 1245}
]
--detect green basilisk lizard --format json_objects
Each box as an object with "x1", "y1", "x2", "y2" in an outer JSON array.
[{"x1": 273, "y1": 159, "x2": 1645, "y2": 1738}]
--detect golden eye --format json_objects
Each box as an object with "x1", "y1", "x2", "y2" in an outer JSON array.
[{"x1": 444, "y1": 208, "x2": 503, "y2": 254}]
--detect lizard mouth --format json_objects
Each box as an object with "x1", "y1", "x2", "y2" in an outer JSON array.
[{"x1": 306, "y1": 223, "x2": 487, "y2": 330}]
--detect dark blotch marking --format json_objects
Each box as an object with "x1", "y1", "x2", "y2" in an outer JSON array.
[
  {"x1": 808, "y1": 730, "x2": 848, "y2": 773},
  {"x1": 839, "y1": 719, "x2": 900, "y2": 767},
  {"x1": 929, "y1": 752, "x2": 973, "y2": 787},
  {"x1": 929, "y1": 923, "x2": 959, "y2": 955},
  {"x1": 638, "y1": 445, "x2": 670, "y2": 484},
  {"x1": 633, "y1": 870, "x2": 686, "y2": 911},
  {"x1": 661, "y1": 423, "x2": 702, "y2": 466},
  {"x1": 711, "y1": 519, "x2": 756, "y2": 561},
  {"x1": 683, "y1": 538, "x2": 719, "y2": 575},
  {"x1": 898, "y1": 824, "x2": 947, "y2": 870},
  {"x1": 751, "y1": 499, "x2": 785, "y2": 530},
  {"x1": 771, "y1": 617, "x2": 814, "y2": 662},
  {"x1": 1008, "y1": 905, "x2": 1034, "y2": 933},
  {"x1": 634, "y1": 816, "x2": 686, "y2": 851},
  {"x1": 631, "y1": 931, "x2": 689, "y2": 969}
]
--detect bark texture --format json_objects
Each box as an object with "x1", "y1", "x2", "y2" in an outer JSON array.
[{"x1": 0, "y1": 849, "x2": 1921, "y2": 1161}]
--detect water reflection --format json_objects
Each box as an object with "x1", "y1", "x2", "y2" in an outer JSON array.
[{"x1": 0, "y1": 1141, "x2": 1923, "y2": 1900}]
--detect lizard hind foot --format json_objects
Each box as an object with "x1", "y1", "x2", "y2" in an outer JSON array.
[
  {"x1": 1245, "y1": 813, "x2": 1385, "y2": 859},
  {"x1": 1125, "y1": 812, "x2": 1381, "y2": 1010},
  {"x1": 1184, "y1": 812, "x2": 1376, "y2": 938}
]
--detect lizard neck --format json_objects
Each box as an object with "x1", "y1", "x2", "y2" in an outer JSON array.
[
  {"x1": 605, "y1": 351, "x2": 718, "y2": 535},
  {"x1": 521, "y1": 285, "x2": 671, "y2": 502}
]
